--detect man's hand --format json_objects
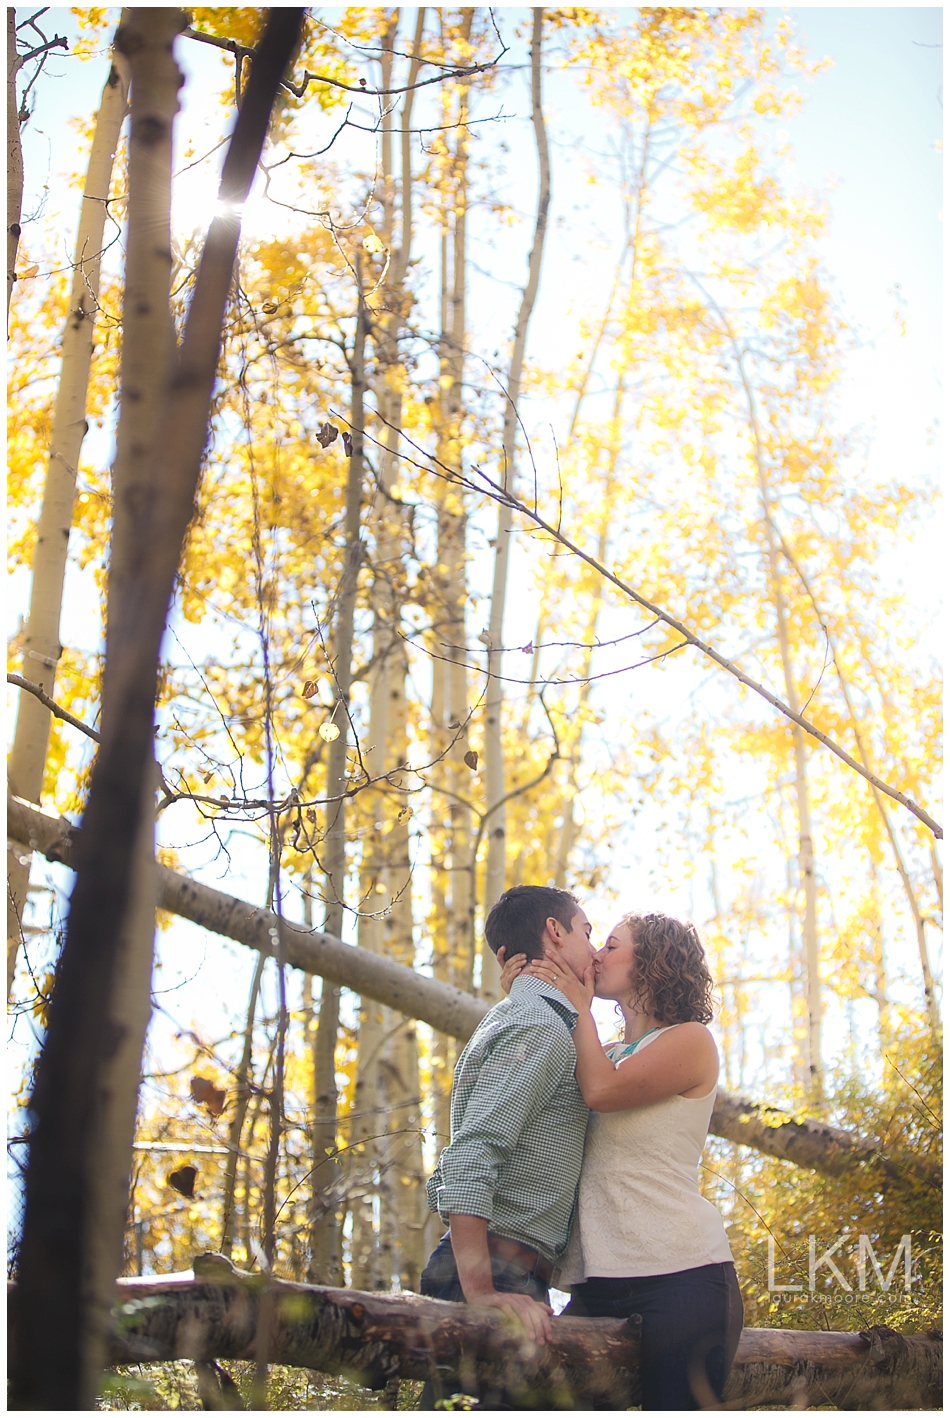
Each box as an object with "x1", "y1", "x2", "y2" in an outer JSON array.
[
  {"x1": 465, "y1": 1287, "x2": 554, "y2": 1346},
  {"x1": 448, "y1": 1214, "x2": 553, "y2": 1346}
]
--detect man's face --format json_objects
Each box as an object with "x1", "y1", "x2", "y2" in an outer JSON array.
[{"x1": 546, "y1": 908, "x2": 594, "y2": 981}]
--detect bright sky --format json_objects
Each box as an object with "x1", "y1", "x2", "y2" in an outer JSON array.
[{"x1": 9, "y1": 10, "x2": 942, "y2": 1109}]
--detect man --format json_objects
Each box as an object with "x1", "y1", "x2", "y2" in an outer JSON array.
[{"x1": 419, "y1": 884, "x2": 594, "y2": 1408}]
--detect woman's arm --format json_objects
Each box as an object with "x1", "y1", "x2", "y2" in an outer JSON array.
[{"x1": 572, "y1": 1013, "x2": 718, "y2": 1111}]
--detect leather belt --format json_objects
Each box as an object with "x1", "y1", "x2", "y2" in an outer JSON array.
[{"x1": 487, "y1": 1232, "x2": 559, "y2": 1287}]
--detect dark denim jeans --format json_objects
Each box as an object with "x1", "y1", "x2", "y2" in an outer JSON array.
[
  {"x1": 563, "y1": 1262, "x2": 744, "y2": 1410},
  {"x1": 417, "y1": 1233, "x2": 550, "y2": 1410}
]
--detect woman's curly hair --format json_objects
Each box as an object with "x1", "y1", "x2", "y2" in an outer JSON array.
[{"x1": 622, "y1": 912, "x2": 715, "y2": 1025}]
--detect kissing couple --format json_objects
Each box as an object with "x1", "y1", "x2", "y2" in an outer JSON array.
[{"x1": 418, "y1": 884, "x2": 743, "y2": 1411}]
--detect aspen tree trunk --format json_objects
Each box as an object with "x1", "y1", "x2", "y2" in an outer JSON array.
[
  {"x1": 6, "y1": 10, "x2": 23, "y2": 315},
  {"x1": 220, "y1": 952, "x2": 265, "y2": 1258},
  {"x1": 552, "y1": 381, "x2": 624, "y2": 888},
  {"x1": 778, "y1": 537, "x2": 940, "y2": 1036},
  {"x1": 930, "y1": 842, "x2": 942, "y2": 912},
  {"x1": 738, "y1": 358, "x2": 823, "y2": 1100},
  {"x1": 482, "y1": 12, "x2": 550, "y2": 998},
  {"x1": 346, "y1": 22, "x2": 395, "y2": 1284},
  {"x1": 549, "y1": 136, "x2": 653, "y2": 889},
  {"x1": 350, "y1": 17, "x2": 428, "y2": 1291},
  {"x1": 7, "y1": 49, "x2": 130, "y2": 999},
  {"x1": 376, "y1": 18, "x2": 428, "y2": 1288},
  {"x1": 867, "y1": 860, "x2": 891, "y2": 1048},
  {"x1": 429, "y1": 23, "x2": 476, "y2": 1157},
  {"x1": 309, "y1": 284, "x2": 366, "y2": 1286},
  {"x1": 92, "y1": 16, "x2": 178, "y2": 1355}
]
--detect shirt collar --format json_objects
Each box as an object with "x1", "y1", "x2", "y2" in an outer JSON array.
[{"x1": 509, "y1": 972, "x2": 579, "y2": 1018}]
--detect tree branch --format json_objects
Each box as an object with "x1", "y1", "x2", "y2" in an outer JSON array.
[
  {"x1": 357, "y1": 420, "x2": 943, "y2": 841},
  {"x1": 182, "y1": 25, "x2": 506, "y2": 100},
  {"x1": 7, "y1": 674, "x2": 101, "y2": 743}
]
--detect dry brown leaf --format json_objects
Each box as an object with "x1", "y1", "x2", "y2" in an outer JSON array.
[
  {"x1": 190, "y1": 1075, "x2": 227, "y2": 1116},
  {"x1": 168, "y1": 1164, "x2": 197, "y2": 1198}
]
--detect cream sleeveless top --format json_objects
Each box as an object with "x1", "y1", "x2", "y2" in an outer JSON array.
[{"x1": 559, "y1": 1025, "x2": 733, "y2": 1283}]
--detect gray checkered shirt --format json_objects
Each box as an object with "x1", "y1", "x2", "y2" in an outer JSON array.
[{"x1": 426, "y1": 974, "x2": 589, "y2": 1261}]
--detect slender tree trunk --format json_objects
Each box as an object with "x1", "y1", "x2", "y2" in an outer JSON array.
[
  {"x1": 429, "y1": 34, "x2": 475, "y2": 1150},
  {"x1": 738, "y1": 356, "x2": 823, "y2": 1100},
  {"x1": 482, "y1": 12, "x2": 550, "y2": 998},
  {"x1": 777, "y1": 533, "x2": 940, "y2": 1036},
  {"x1": 7, "y1": 10, "x2": 23, "y2": 315},
  {"x1": 309, "y1": 281, "x2": 366, "y2": 1286},
  {"x1": 349, "y1": 18, "x2": 428, "y2": 1291},
  {"x1": 7, "y1": 48, "x2": 130, "y2": 999},
  {"x1": 929, "y1": 842, "x2": 942, "y2": 912},
  {"x1": 220, "y1": 953, "x2": 265, "y2": 1258}
]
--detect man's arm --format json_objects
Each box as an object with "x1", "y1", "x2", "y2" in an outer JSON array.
[
  {"x1": 435, "y1": 1019, "x2": 575, "y2": 1220},
  {"x1": 449, "y1": 1214, "x2": 553, "y2": 1345}
]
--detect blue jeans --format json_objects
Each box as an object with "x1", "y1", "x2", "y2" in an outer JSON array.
[
  {"x1": 563, "y1": 1263, "x2": 744, "y2": 1410},
  {"x1": 417, "y1": 1233, "x2": 550, "y2": 1409}
]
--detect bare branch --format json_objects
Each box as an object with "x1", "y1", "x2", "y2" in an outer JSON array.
[
  {"x1": 182, "y1": 25, "x2": 508, "y2": 100},
  {"x1": 353, "y1": 417, "x2": 943, "y2": 841},
  {"x1": 7, "y1": 674, "x2": 101, "y2": 743}
]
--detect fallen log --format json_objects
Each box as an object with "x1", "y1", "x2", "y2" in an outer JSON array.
[
  {"x1": 8, "y1": 794, "x2": 940, "y2": 1191},
  {"x1": 6, "y1": 794, "x2": 484, "y2": 1041},
  {"x1": 710, "y1": 1092, "x2": 940, "y2": 1192},
  {"x1": 9, "y1": 1257, "x2": 940, "y2": 1409}
]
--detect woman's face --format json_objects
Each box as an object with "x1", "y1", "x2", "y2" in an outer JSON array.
[{"x1": 593, "y1": 921, "x2": 638, "y2": 1003}]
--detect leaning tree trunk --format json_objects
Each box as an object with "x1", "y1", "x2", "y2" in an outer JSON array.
[
  {"x1": 10, "y1": 791, "x2": 942, "y2": 1195},
  {"x1": 7, "y1": 45, "x2": 130, "y2": 999},
  {"x1": 481, "y1": 10, "x2": 551, "y2": 999},
  {"x1": 9, "y1": 13, "x2": 304, "y2": 1410}
]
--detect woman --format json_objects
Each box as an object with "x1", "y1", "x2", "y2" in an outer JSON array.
[{"x1": 500, "y1": 911, "x2": 743, "y2": 1411}]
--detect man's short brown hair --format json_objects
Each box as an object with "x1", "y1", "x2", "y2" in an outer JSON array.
[{"x1": 484, "y1": 885, "x2": 581, "y2": 963}]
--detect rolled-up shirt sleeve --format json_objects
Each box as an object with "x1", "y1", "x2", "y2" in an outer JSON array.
[{"x1": 434, "y1": 1020, "x2": 575, "y2": 1221}]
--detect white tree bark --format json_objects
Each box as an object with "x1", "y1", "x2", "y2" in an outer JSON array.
[
  {"x1": 349, "y1": 19, "x2": 428, "y2": 1290},
  {"x1": 309, "y1": 291, "x2": 366, "y2": 1286},
  {"x1": 7, "y1": 47, "x2": 130, "y2": 998},
  {"x1": 736, "y1": 355, "x2": 823, "y2": 1100},
  {"x1": 481, "y1": 12, "x2": 551, "y2": 997},
  {"x1": 776, "y1": 531, "x2": 940, "y2": 1036}
]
